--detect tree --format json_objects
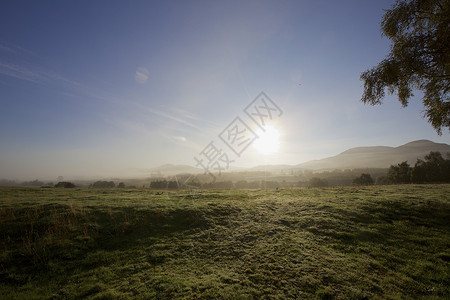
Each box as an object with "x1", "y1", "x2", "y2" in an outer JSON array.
[
  {"x1": 235, "y1": 180, "x2": 249, "y2": 189},
  {"x1": 92, "y1": 181, "x2": 115, "y2": 188},
  {"x1": 411, "y1": 151, "x2": 450, "y2": 182},
  {"x1": 21, "y1": 179, "x2": 45, "y2": 187},
  {"x1": 361, "y1": 0, "x2": 450, "y2": 134},
  {"x1": 375, "y1": 175, "x2": 389, "y2": 185},
  {"x1": 387, "y1": 161, "x2": 412, "y2": 184},
  {"x1": 150, "y1": 179, "x2": 169, "y2": 189},
  {"x1": 352, "y1": 173, "x2": 374, "y2": 186},
  {"x1": 0, "y1": 179, "x2": 18, "y2": 186},
  {"x1": 308, "y1": 177, "x2": 328, "y2": 188},
  {"x1": 55, "y1": 181, "x2": 75, "y2": 188},
  {"x1": 167, "y1": 180, "x2": 179, "y2": 189},
  {"x1": 184, "y1": 176, "x2": 202, "y2": 188},
  {"x1": 117, "y1": 182, "x2": 125, "y2": 188}
]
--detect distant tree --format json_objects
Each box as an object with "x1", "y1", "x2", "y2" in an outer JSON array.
[
  {"x1": 182, "y1": 176, "x2": 201, "y2": 188},
  {"x1": 352, "y1": 173, "x2": 374, "y2": 186},
  {"x1": 214, "y1": 181, "x2": 234, "y2": 189},
  {"x1": 190, "y1": 177, "x2": 202, "y2": 188},
  {"x1": 203, "y1": 181, "x2": 234, "y2": 189},
  {"x1": 260, "y1": 180, "x2": 279, "y2": 189},
  {"x1": 375, "y1": 175, "x2": 389, "y2": 185},
  {"x1": 308, "y1": 177, "x2": 328, "y2": 188},
  {"x1": 21, "y1": 179, "x2": 45, "y2": 187},
  {"x1": 92, "y1": 181, "x2": 115, "y2": 188},
  {"x1": 411, "y1": 151, "x2": 450, "y2": 183},
  {"x1": 55, "y1": 181, "x2": 75, "y2": 188},
  {"x1": 0, "y1": 179, "x2": 18, "y2": 186},
  {"x1": 235, "y1": 180, "x2": 248, "y2": 189},
  {"x1": 296, "y1": 181, "x2": 307, "y2": 188},
  {"x1": 387, "y1": 161, "x2": 412, "y2": 184},
  {"x1": 150, "y1": 180, "x2": 167, "y2": 189},
  {"x1": 360, "y1": 0, "x2": 450, "y2": 134},
  {"x1": 424, "y1": 151, "x2": 450, "y2": 182},
  {"x1": 247, "y1": 181, "x2": 261, "y2": 189},
  {"x1": 303, "y1": 170, "x2": 313, "y2": 177},
  {"x1": 167, "y1": 180, "x2": 179, "y2": 189},
  {"x1": 410, "y1": 159, "x2": 427, "y2": 183},
  {"x1": 174, "y1": 174, "x2": 198, "y2": 188},
  {"x1": 117, "y1": 182, "x2": 125, "y2": 188}
]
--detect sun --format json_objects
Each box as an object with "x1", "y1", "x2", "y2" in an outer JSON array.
[{"x1": 253, "y1": 125, "x2": 280, "y2": 155}]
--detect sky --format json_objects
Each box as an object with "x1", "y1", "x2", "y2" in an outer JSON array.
[{"x1": 1, "y1": 0, "x2": 449, "y2": 180}]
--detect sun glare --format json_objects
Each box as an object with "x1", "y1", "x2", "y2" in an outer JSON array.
[{"x1": 253, "y1": 125, "x2": 280, "y2": 155}]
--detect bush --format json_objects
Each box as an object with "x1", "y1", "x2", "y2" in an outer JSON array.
[
  {"x1": 92, "y1": 181, "x2": 115, "y2": 188},
  {"x1": 375, "y1": 176, "x2": 389, "y2": 185},
  {"x1": 308, "y1": 177, "x2": 328, "y2": 187},
  {"x1": 22, "y1": 180, "x2": 45, "y2": 187},
  {"x1": 387, "y1": 161, "x2": 411, "y2": 184},
  {"x1": 54, "y1": 182, "x2": 76, "y2": 188},
  {"x1": 353, "y1": 173, "x2": 374, "y2": 186}
]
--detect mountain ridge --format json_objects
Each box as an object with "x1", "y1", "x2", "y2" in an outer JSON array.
[
  {"x1": 149, "y1": 140, "x2": 450, "y2": 175},
  {"x1": 296, "y1": 139, "x2": 450, "y2": 170}
]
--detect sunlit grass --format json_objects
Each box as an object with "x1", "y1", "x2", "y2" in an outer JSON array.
[{"x1": 0, "y1": 185, "x2": 449, "y2": 299}]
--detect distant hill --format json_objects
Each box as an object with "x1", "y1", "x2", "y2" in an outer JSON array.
[
  {"x1": 137, "y1": 140, "x2": 450, "y2": 177},
  {"x1": 296, "y1": 140, "x2": 450, "y2": 170}
]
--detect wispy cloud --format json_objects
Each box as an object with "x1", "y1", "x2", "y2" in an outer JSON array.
[
  {"x1": 0, "y1": 41, "x2": 81, "y2": 88},
  {"x1": 0, "y1": 58, "x2": 118, "y2": 106},
  {"x1": 144, "y1": 106, "x2": 202, "y2": 131},
  {"x1": 0, "y1": 42, "x2": 42, "y2": 58},
  {"x1": 0, "y1": 62, "x2": 44, "y2": 83},
  {"x1": 0, "y1": 44, "x2": 14, "y2": 53},
  {"x1": 171, "y1": 107, "x2": 218, "y2": 127},
  {"x1": 0, "y1": 60, "x2": 84, "y2": 88},
  {"x1": 40, "y1": 70, "x2": 81, "y2": 87}
]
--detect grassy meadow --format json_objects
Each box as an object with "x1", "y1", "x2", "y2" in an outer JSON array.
[{"x1": 0, "y1": 185, "x2": 449, "y2": 299}]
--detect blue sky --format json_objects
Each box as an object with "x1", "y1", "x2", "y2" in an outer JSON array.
[{"x1": 1, "y1": 0, "x2": 449, "y2": 180}]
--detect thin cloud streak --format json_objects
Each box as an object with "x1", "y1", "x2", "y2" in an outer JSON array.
[
  {"x1": 0, "y1": 44, "x2": 15, "y2": 53},
  {"x1": 0, "y1": 60, "x2": 121, "y2": 107},
  {"x1": 0, "y1": 61, "x2": 81, "y2": 88},
  {"x1": 144, "y1": 106, "x2": 202, "y2": 131},
  {"x1": 0, "y1": 62, "x2": 44, "y2": 83},
  {"x1": 170, "y1": 106, "x2": 220, "y2": 128},
  {"x1": 0, "y1": 41, "x2": 43, "y2": 58}
]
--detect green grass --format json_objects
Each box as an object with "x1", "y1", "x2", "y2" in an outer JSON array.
[{"x1": 0, "y1": 185, "x2": 449, "y2": 299}]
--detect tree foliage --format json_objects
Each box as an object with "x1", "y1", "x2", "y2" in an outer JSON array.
[
  {"x1": 387, "y1": 161, "x2": 412, "y2": 184},
  {"x1": 91, "y1": 181, "x2": 115, "y2": 188},
  {"x1": 353, "y1": 173, "x2": 374, "y2": 186},
  {"x1": 54, "y1": 181, "x2": 76, "y2": 188},
  {"x1": 150, "y1": 179, "x2": 178, "y2": 189},
  {"x1": 308, "y1": 177, "x2": 329, "y2": 188},
  {"x1": 21, "y1": 179, "x2": 45, "y2": 187},
  {"x1": 411, "y1": 151, "x2": 450, "y2": 182},
  {"x1": 361, "y1": 0, "x2": 450, "y2": 134},
  {"x1": 386, "y1": 151, "x2": 450, "y2": 184}
]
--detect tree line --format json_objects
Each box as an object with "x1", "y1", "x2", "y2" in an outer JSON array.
[
  {"x1": 379, "y1": 151, "x2": 450, "y2": 184},
  {"x1": 1, "y1": 152, "x2": 448, "y2": 188}
]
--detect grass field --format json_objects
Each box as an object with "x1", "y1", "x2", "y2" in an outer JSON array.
[{"x1": 0, "y1": 185, "x2": 449, "y2": 299}]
